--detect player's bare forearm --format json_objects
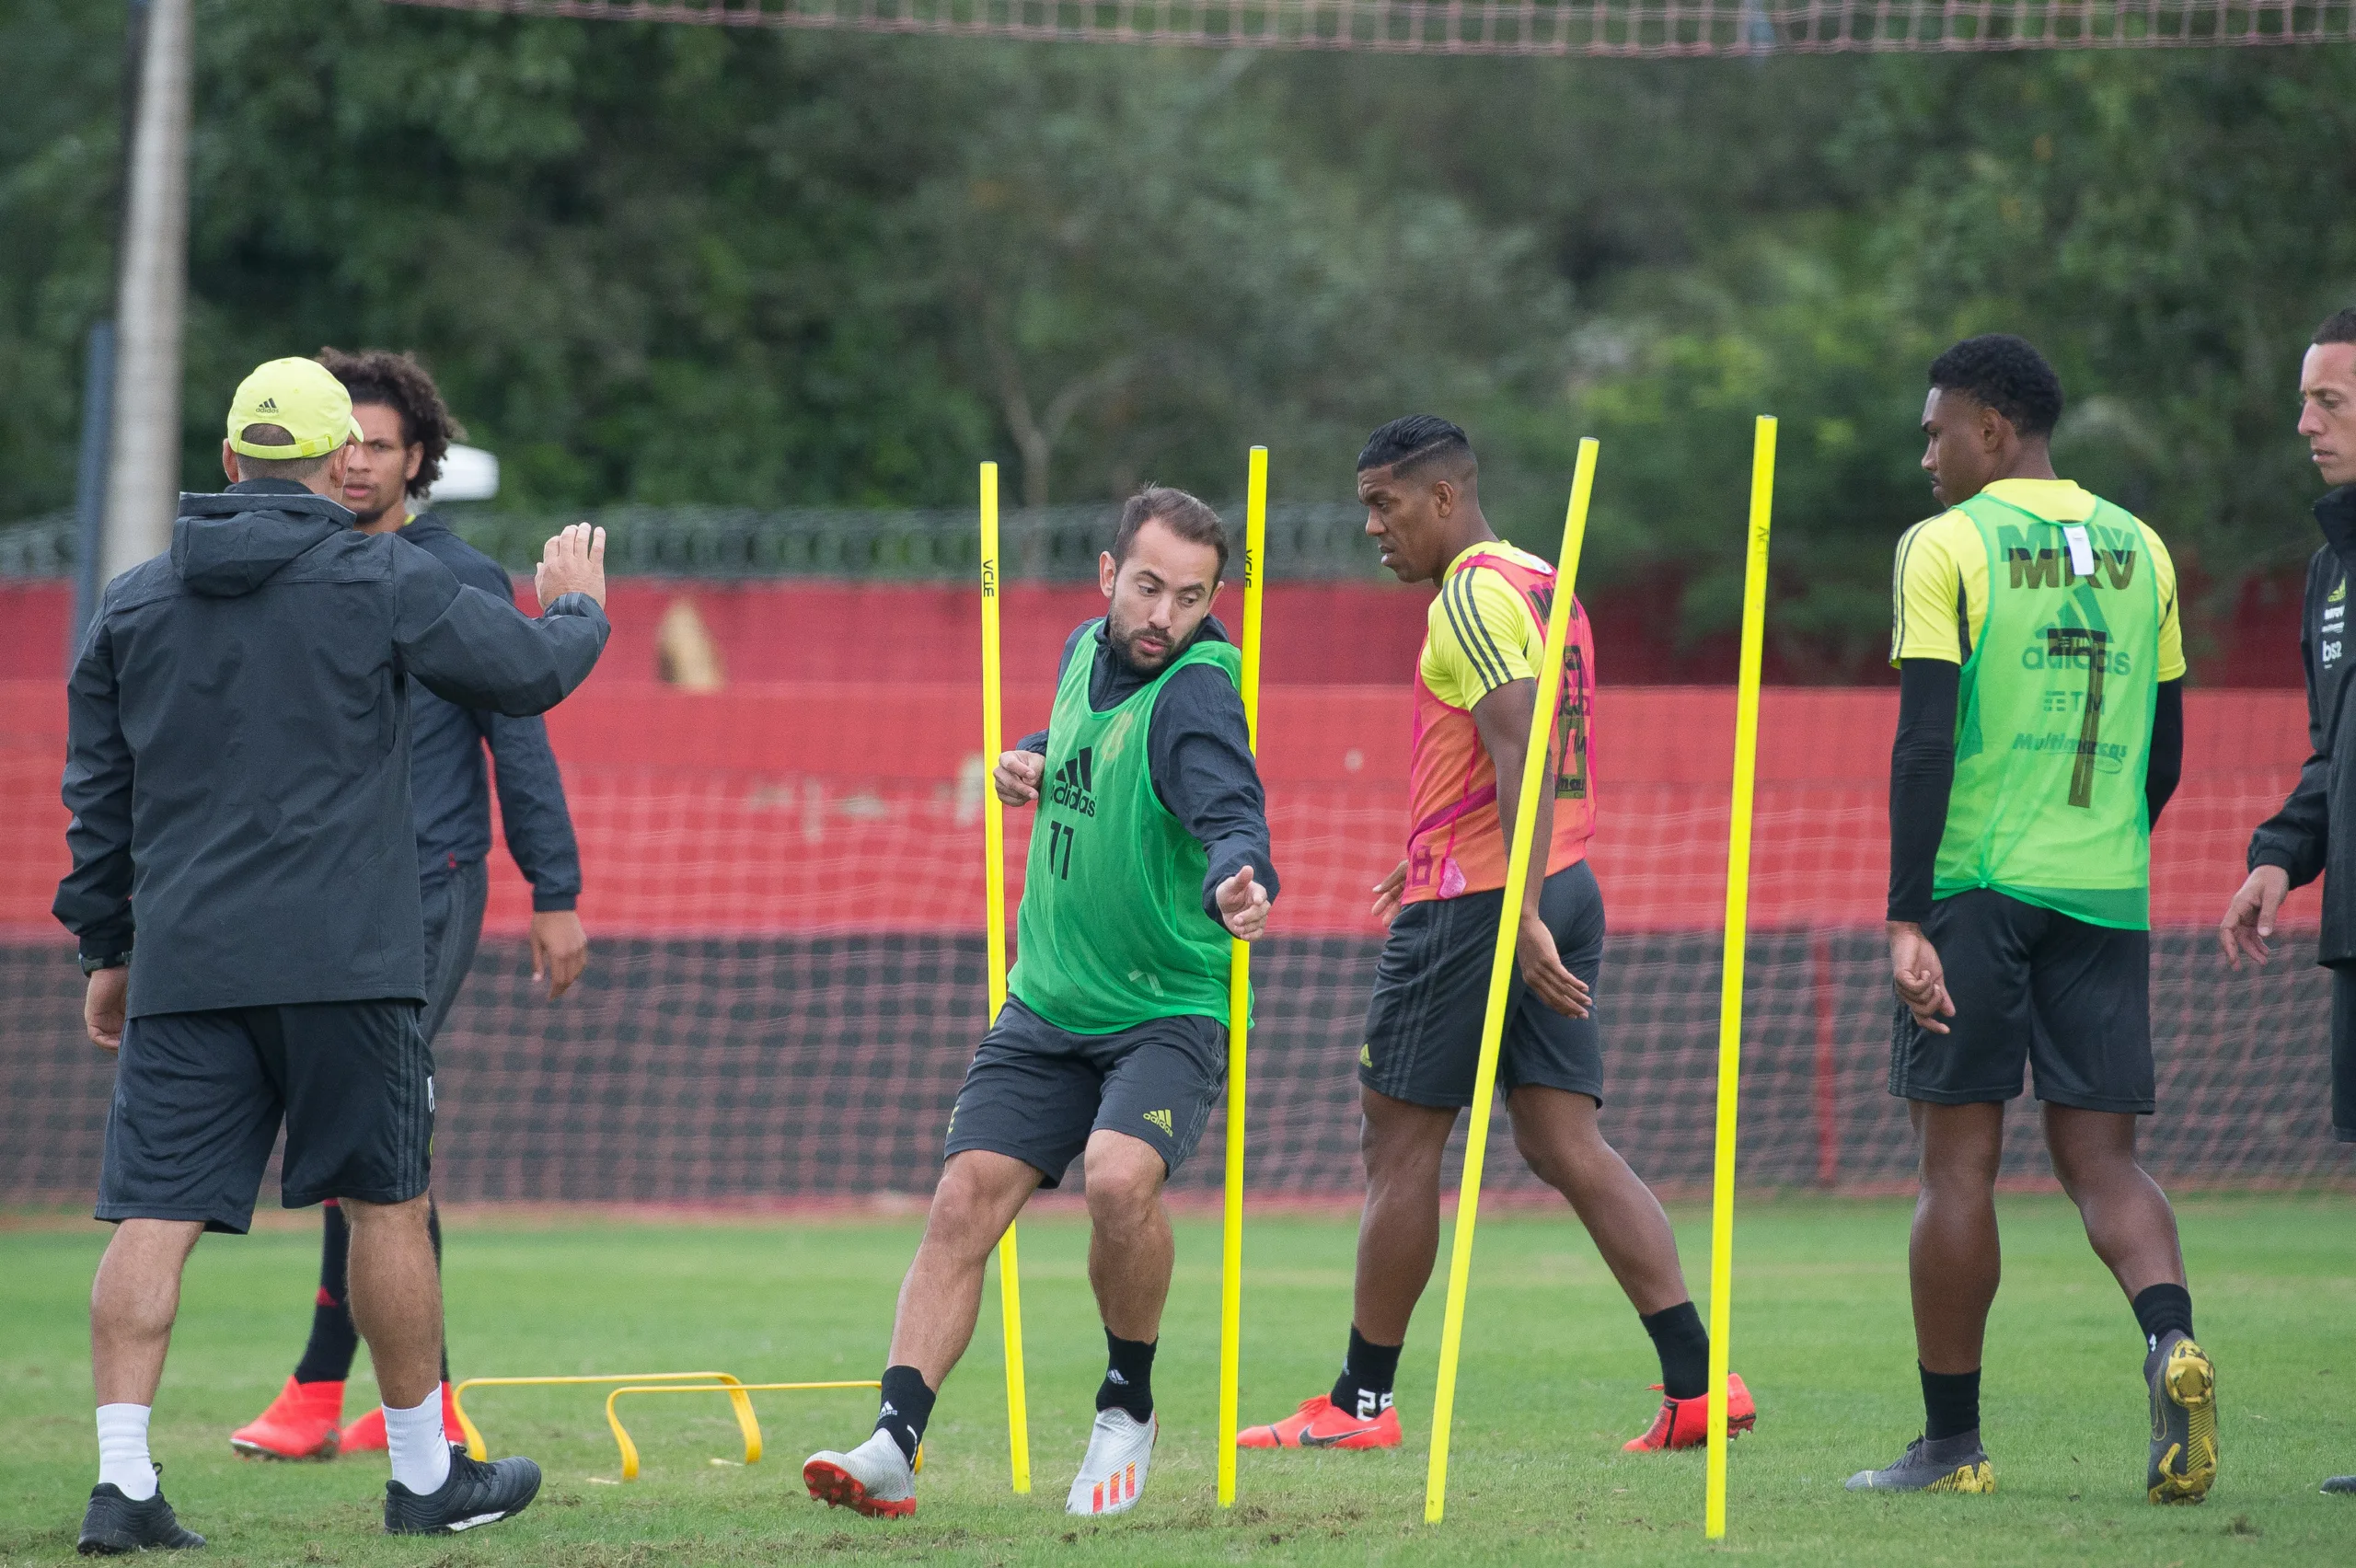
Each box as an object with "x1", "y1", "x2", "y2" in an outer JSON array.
[
  {"x1": 1473, "y1": 679, "x2": 1553, "y2": 920},
  {"x1": 1472, "y1": 680, "x2": 1587, "y2": 1015}
]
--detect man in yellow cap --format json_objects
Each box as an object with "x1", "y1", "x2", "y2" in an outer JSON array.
[{"x1": 55, "y1": 357, "x2": 613, "y2": 1551}]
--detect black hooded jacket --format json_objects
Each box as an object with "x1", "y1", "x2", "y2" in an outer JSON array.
[
  {"x1": 2248, "y1": 486, "x2": 2356, "y2": 965},
  {"x1": 54, "y1": 479, "x2": 610, "y2": 1017}
]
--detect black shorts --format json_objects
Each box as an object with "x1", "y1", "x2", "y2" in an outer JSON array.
[
  {"x1": 97, "y1": 1000, "x2": 433, "y2": 1234},
  {"x1": 420, "y1": 858, "x2": 489, "y2": 1044},
  {"x1": 944, "y1": 997, "x2": 1225, "y2": 1187},
  {"x1": 1359, "y1": 859, "x2": 1607, "y2": 1110},
  {"x1": 1889, "y1": 888, "x2": 2154, "y2": 1114},
  {"x1": 2329, "y1": 966, "x2": 2356, "y2": 1143}
]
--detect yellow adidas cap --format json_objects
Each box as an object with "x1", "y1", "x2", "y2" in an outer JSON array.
[{"x1": 225, "y1": 357, "x2": 365, "y2": 459}]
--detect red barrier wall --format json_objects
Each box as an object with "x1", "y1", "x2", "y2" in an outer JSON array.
[
  {"x1": 6, "y1": 571, "x2": 2316, "y2": 686},
  {"x1": 1, "y1": 678, "x2": 2309, "y2": 940}
]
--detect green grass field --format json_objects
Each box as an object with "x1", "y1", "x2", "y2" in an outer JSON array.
[{"x1": 4, "y1": 1195, "x2": 2351, "y2": 1566}]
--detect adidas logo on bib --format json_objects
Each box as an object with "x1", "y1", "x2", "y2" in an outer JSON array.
[{"x1": 1049, "y1": 748, "x2": 1098, "y2": 816}]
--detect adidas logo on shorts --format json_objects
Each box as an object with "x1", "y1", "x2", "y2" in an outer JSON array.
[{"x1": 1142, "y1": 1109, "x2": 1172, "y2": 1136}]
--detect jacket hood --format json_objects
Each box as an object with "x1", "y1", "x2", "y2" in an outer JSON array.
[{"x1": 171, "y1": 484, "x2": 354, "y2": 598}]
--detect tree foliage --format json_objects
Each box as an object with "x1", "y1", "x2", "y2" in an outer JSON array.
[{"x1": 6, "y1": 6, "x2": 2356, "y2": 669}]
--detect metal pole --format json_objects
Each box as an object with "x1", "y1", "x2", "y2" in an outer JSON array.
[
  {"x1": 72, "y1": 320, "x2": 118, "y2": 651},
  {"x1": 103, "y1": 0, "x2": 192, "y2": 583}
]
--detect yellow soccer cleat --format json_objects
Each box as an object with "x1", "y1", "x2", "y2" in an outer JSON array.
[{"x1": 2147, "y1": 1334, "x2": 2219, "y2": 1506}]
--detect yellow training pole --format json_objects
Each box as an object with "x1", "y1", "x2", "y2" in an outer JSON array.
[
  {"x1": 1216, "y1": 445, "x2": 1269, "y2": 1507},
  {"x1": 979, "y1": 461, "x2": 1032, "y2": 1496},
  {"x1": 1704, "y1": 415, "x2": 1776, "y2": 1539},
  {"x1": 1425, "y1": 437, "x2": 1599, "y2": 1525}
]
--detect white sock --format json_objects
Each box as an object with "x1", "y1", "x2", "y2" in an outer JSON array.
[
  {"x1": 97, "y1": 1403, "x2": 156, "y2": 1501},
  {"x1": 384, "y1": 1390, "x2": 452, "y2": 1495}
]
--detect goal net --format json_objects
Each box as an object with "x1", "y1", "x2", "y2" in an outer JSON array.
[
  {"x1": 4, "y1": 673, "x2": 2346, "y2": 1207},
  {"x1": 382, "y1": 0, "x2": 2356, "y2": 55}
]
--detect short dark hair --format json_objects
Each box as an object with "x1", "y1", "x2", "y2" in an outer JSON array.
[
  {"x1": 316, "y1": 347, "x2": 465, "y2": 499},
  {"x1": 1927, "y1": 335, "x2": 2064, "y2": 440},
  {"x1": 233, "y1": 422, "x2": 332, "y2": 484},
  {"x1": 2316, "y1": 309, "x2": 2356, "y2": 347},
  {"x1": 1357, "y1": 414, "x2": 1476, "y2": 479},
  {"x1": 1111, "y1": 485, "x2": 1228, "y2": 582}
]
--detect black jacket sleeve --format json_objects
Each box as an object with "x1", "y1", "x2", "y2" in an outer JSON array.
[
  {"x1": 389, "y1": 540, "x2": 608, "y2": 716},
  {"x1": 2248, "y1": 550, "x2": 2331, "y2": 885},
  {"x1": 1018, "y1": 622, "x2": 1093, "y2": 755},
  {"x1": 2145, "y1": 679, "x2": 2184, "y2": 831},
  {"x1": 54, "y1": 609, "x2": 138, "y2": 961},
  {"x1": 1887, "y1": 658, "x2": 1958, "y2": 924},
  {"x1": 1146, "y1": 663, "x2": 1279, "y2": 925},
  {"x1": 459, "y1": 562, "x2": 584, "y2": 910}
]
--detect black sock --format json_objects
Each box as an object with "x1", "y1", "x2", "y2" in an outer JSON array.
[
  {"x1": 1639, "y1": 1301, "x2": 1711, "y2": 1401},
  {"x1": 1920, "y1": 1364, "x2": 1981, "y2": 1442},
  {"x1": 874, "y1": 1366, "x2": 935, "y2": 1463},
  {"x1": 1329, "y1": 1326, "x2": 1402, "y2": 1422},
  {"x1": 2131, "y1": 1283, "x2": 2194, "y2": 1356},
  {"x1": 293, "y1": 1202, "x2": 359, "y2": 1385},
  {"x1": 1097, "y1": 1331, "x2": 1156, "y2": 1423},
  {"x1": 428, "y1": 1200, "x2": 450, "y2": 1386}
]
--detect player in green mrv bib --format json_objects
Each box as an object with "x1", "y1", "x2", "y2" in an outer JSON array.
[{"x1": 1849, "y1": 334, "x2": 2215, "y2": 1505}]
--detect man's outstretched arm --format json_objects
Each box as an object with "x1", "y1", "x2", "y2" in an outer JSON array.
[{"x1": 393, "y1": 525, "x2": 610, "y2": 717}]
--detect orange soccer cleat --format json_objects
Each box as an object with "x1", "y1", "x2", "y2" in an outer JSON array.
[
  {"x1": 230, "y1": 1377, "x2": 344, "y2": 1460},
  {"x1": 1236, "y1": 1395, "x2": 1403, "y2": 1450},
  {"x1": 339, "y1": 1382, "x2": 465, "y2": 1454},
  {"x1": 1623, "y1": 1372, "x2": 1757, "y2": 1452}
]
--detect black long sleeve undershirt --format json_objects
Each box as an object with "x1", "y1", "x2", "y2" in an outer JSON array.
[
  {"x1": 1886, "y1": 660, "x2": 1959, "y2": 924},
  {"x1": 1886, "y1": 661, "x2": 2185, "y2": 923},
  {"x1": 2146, "y1": 678, "x2": 2185, "y2": 830}
]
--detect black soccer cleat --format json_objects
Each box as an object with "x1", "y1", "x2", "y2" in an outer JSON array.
[
  {"x1": 77, "y1": 1480, "x2": 204, "y2": 1555},
  {"x1": 383, "y1": 1444, "x2": 542, "y2": 1535}
]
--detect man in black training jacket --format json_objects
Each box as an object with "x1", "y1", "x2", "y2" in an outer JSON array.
[
  {"x1": 55, "y1": 357, "x2": 609, "y2": 1551},
  {"x1": 228, "y1": 348, "x2": 590, "y2": 1463},
  {"x1": 2218, "y1": 306, "x2": 2356, "y2": 1498}
]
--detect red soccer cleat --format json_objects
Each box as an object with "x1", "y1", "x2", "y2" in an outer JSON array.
[
  {"x1": 1236, "y1": 1395, "x2": 1403, "y2": 1450},
  {"x1": 230, "y1": 1377, "x2": 344, "y2": 1460},
  {"x1": 339, "y1": 1382, "x2": 464, "y2": 1454},
  {"x1": 1623, "y1": 1373, "x2": 1757, "y2": 1452}
]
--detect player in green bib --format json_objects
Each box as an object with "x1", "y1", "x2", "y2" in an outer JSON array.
[
  {"x1": 805, "y1": 487, "x2": 1276, "y2": 1522},
  {"x1": 1847, "y1": 336, "x2": 2217, "y2": 1505}
]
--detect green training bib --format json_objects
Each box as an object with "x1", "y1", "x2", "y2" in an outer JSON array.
[
  {"x1": 1008, "y1": 624, "x2": 1243, "y2": 1032},
  {"x1": 1934, "y1": 490, "x2": 2163, "y2": 928}
]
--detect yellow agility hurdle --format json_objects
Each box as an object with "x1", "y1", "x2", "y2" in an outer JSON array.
[
  {"x1": 451, "y1": 1372, "x2": 753, "y2": 1463},
  {"x1": 602, "y1": 1381, "x2": 909, "y2": 1481}
]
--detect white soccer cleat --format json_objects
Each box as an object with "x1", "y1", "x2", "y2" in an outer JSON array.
[
  {"x1": 803, "y1": 1429, "x2": 917, "y2": 1518},
  {"x1": 1066, "y1": 1407, "x2": 1156, "y2": 1516}
]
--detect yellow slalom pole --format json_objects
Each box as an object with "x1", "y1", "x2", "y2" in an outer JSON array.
[
  {"x1": 1216, "y1": 446, "x2": 1269, "y2": 1508},
  {"x1": 1425, "y1": 437, "x2": 1599, "y2": 1525},
  {"x1": 978, "y1": 461, "x2": 1032, "y2": 1496},
  {"x1": 1704, "y1": 416, "x2": 1776, "y2": 1539}
]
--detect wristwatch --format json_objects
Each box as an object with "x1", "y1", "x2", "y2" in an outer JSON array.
[{"x1": 79, "y1": 948, "x2": 132, "y2": 975}]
